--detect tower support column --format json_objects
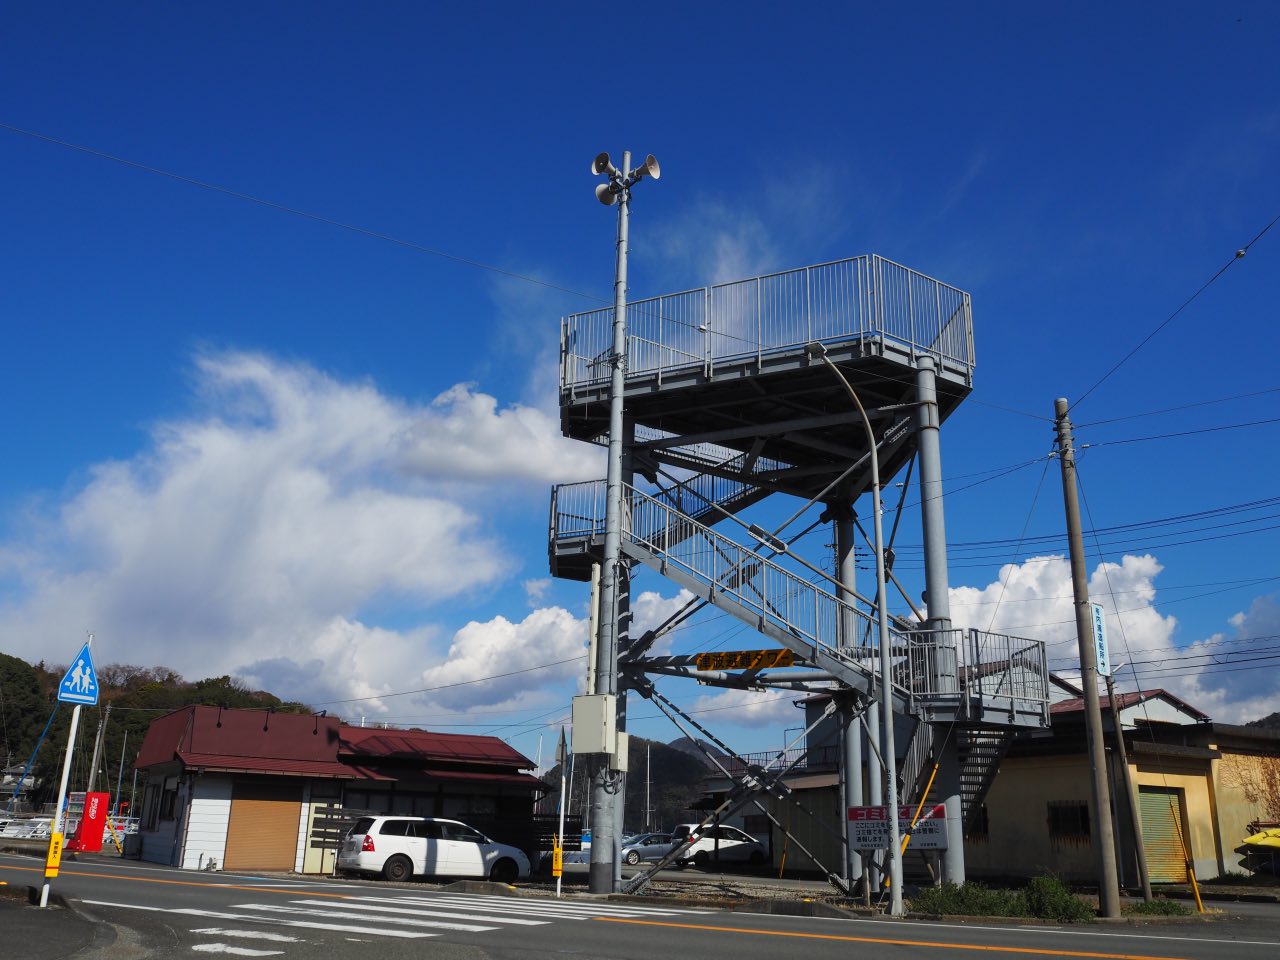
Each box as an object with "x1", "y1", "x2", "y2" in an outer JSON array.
[
  {"x1": 916, "y1": 356, "x2": 964, "y2": 882},
  {"x1": 834, "y1": 504, "x2": 863, "y2": 889}
]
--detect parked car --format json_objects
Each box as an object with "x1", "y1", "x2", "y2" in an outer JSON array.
[
  {"x1": 620, "y1": 832, "x2": 673, "y2": 865},
  {"x1": 669, "y1": 823, "x2": 766, "y2": 868},
  {"x1": 337, "y1": 816, "x2": 531, "y2": 884}
]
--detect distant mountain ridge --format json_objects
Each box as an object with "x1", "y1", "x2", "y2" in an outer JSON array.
[
  {"x1": 1247, "y1": 712, "x2": 1280, "y2": 730},
  {"x1": 666, "y1": 736, "x2": 730, "y2": 769}
]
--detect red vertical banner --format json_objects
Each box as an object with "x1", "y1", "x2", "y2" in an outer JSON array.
[{"x1": 67, "y1": 791, "x2": 110, "y2": 853}]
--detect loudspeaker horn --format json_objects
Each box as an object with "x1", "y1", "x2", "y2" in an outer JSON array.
[
  {"x1": 595, "y1": 182, "x2": 618, "y2": 206},
  {"x1": 632, "y1": 154, "x2": 661, "y2": 181},
  {"x1": 592, "y1": 152, "x2": 616, "y2": 177}
]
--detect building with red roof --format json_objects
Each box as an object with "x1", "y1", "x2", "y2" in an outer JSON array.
[{"x1": 132, "y1": 705, "x2": 545, "y2": 873}]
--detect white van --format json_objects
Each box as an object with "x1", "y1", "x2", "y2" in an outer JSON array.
[
  {"x1": 337, "y1": 816, "x2": 531, "y2": 884},
  {"x1": 669, "y1": 822, "x2": 766, "y2": 868}
]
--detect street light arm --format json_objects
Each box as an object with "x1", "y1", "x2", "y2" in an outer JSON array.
[{"x1": 810, "y1": 343, "x2": 904, "y2": 915}]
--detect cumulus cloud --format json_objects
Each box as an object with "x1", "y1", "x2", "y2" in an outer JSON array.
[
  {"x1": 414, "y1": 606, "x2": 588, "y2": 711},
  {"x1": 950, "y1": 553, "x2": 1273, "y2": 723},
  {"x1": 1175, "y1": 594, "x2": 1280, "y2": 723},
  {"x1": 396, "y1": 383, "x2": 599, "y2": 484},
  {"x1": 0, "y1": 351, "x2": 600, "y2": 706}
]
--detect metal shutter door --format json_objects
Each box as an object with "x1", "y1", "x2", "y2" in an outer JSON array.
[
  {"x1": 1138, "y1": 787, "x2": 1188, "y2": 884},
  {"x1": 223, "y1": 781, "x2": 304, "y2": 871}
]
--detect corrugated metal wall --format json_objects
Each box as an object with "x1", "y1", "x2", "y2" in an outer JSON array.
[
  {"x1": 1139, "y1": 786, "x2": 1188, "y2": 884},
  {"x1": 223, "y1": 781, "x2": 304, "y2": 871}
]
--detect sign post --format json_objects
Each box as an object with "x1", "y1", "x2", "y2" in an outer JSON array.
[
  {"x1": 1091, "y1": 602, "x2": 1111, "y2": 678},
  {"x1": 41, "y1": 638, "x2": 99, "y2": 908},
  {"x1": 554, "y1": 727, "x2": 568, "y2": 898},
  {"x1": 848, "y1": 805, "x2": 948, "y2": 851}
]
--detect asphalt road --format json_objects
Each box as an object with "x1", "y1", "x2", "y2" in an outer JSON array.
[{"x1": 3, "y1": 852, "x2": 1280, "y2": 960}]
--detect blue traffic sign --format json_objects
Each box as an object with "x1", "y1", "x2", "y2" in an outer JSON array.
[{"x1": 58, "y1": 643, "x2": 99, "y2": 705}]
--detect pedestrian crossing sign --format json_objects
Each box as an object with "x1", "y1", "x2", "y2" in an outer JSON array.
[{"x1": 58, "y1": 643, "x2": 99, "y2": 705}]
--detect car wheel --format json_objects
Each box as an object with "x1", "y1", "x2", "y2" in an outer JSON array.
[
  {"x1": 693, "y1": 851, "x2": 710, "y2": 869},
  {"x1": 749, "y1": 850, "x2": 765, "y2": 867},
  {"x1": 624, "y1": 850, "x2": 640, "y2": 865},
  {"x1": 382, "y1": 855, "x2": 413, "y2": 883},
  {"x1": 489, "y1": 858, "x2": 518, "y2": 884},
  {"x1": 674, "y1": 859, "x2": 688, "y2": 870}
]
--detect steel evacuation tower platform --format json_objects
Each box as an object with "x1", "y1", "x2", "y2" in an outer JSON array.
[{"x1": 548, "y1": 255, "x2": 1049, "y2": 884}]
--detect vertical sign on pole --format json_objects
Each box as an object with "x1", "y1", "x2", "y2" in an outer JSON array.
[
  {"x1": 554, "y1": 727, "x2": 568, "y2": 899},
  {"x1": 41, "y1": 638, "x2": 99, "y2": 908},
  {"x1": 1091, "y1": 602, "x2": 1111, "y2": 678}
]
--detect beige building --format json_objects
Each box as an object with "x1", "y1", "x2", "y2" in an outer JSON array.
[
  {"x1": 695, "y1": 682, "x2": 1279, "y2": 885},
  {"x1": 965, "y1": 688, "x2": 1279, "y2": 884}
]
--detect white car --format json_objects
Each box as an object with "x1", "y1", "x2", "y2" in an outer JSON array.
[
  {"x1": 669, "y1": 823, "x2": 767, "y2": 868},
  {"x1": 337, "y1": 816, "x2": 531, "y2": 884}
]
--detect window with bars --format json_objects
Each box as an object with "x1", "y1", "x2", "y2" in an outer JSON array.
[{"x1": 1047, "y1": 801, "x2": 1090, "y2": 839}]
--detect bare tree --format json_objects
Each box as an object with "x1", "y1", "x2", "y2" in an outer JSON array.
[{"x1": 1221, "y1": 754, "x2": 1280, "y2": 823}]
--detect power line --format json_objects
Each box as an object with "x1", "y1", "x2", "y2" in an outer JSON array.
[
  {"x1": 1074, "y1": 386, "x2": 1280, "y2": 429},
  {"x1": 308, "y1": 654, "x2": 586, "y2": 706},
  {"x1": 985, "y1": 457, "x2": 1053, "y2": 632},
  {"x1": 1071, "y1": 208, "x2": 1280, "y2": 410},
  {"x1": 1082, "y1": 416, "x2": 1280, "y2": 449}
]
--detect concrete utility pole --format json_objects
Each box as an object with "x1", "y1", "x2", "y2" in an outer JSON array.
[
  {"x1": 1053, "y1": 398, "x2": 1121, "y2": 919},
  {"x1": 85, "y1": 702, "x2": 111, "y2": 796},
  {"x1": 586, "y1": 149, "x2": 659, "y2": 894}
]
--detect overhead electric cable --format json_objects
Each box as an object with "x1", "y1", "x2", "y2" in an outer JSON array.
[
  {"x1": 1075, "y1": 386, "x2": 1280, "y2": 429},
  {"x1": 1071, "y1": 208, "x2": 1280, "y2": 410}
]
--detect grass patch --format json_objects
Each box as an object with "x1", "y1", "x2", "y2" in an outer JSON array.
[
  {"x1": 1123, "y1": 898, "x2": 1194, "y2": 917},
  {"x1": 1202, "y1": 869, "x2": 1280, "y2": 886},
  {"x1": 910, "y1": 876, "x2": 1094, "y2": 921}
]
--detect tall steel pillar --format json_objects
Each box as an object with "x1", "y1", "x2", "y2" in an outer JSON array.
[
  {"x1": 865, "y1": 705, "x2": 882, "y2": 891},
  {"x1": 915, "y1": 355, "x2": 964, "y2": 882},
  {"x1": 589, "y1": 151, "x2": 633, "y2": 895},
  {"x1": 613, "y1": 551, "x2": 633, "y2": 887},
  {"x1": 834, "y1": 504, "x2": 863, "y2": 890},
  {"x1": 914, "y1": 356, "x2": 954, "y2": 638}
]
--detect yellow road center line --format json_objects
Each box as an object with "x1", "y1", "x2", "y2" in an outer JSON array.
[
  {"x1": 0, "y1": 862, "x2": 350, "y2": 898},
  {"x1": 592, "y1": 917, "x2": 1190, "y2": 960}
]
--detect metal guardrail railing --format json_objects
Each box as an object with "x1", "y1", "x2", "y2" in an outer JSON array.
[
  {"x1": 549, "y1": 481, "x2": 1049, "y2": 717},
  {"x1": 720, "y1": 745, "x2": 840, "y2": 777},
  {"x1": 552, "y1": 479, "x2": 910, "y2": 696},
  {"x1": 560, "y1": 255, "x2": 974, "y2": 393}
]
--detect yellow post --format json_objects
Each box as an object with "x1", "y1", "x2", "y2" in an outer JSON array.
[
  {"x1": 901, "y1": 762, "x2": 941, "y2": 857},
  {"x1": 1186, "y1": 862, "x2": 1205, "y2": 914},
  {"x1": 44, "y1": 832, "x2": 65, "y2": 878}
]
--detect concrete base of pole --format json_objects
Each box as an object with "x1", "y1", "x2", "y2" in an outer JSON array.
[
  {"x1": 588, "y1": 861, "x2": 613, "y2": 893},
  {"x1": 942, "y1": 793, "x2": 965, "y2": 884}
]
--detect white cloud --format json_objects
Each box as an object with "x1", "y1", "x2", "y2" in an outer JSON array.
[
  {"x1": 523, "y1": 578, "x2": 552, "y2": 606},
  {"x1": 0, "y1": 351, "x2": 601, "y2": 706},
  {"x1": 1176, "y1": 594, "x2": 1280, "y2": 724},
  {"x1": 684, "y1": 687, "x2": 799, "y2": 730},
  {"x1": 414, "y1": 606, "x2": 588, "y2": 711},
  {"x1": 396, "y1": 382, "x2": 599, "y2": 484},
  {"x1": 950, "y1": 554, "x2": 1275, "y2": 723}
]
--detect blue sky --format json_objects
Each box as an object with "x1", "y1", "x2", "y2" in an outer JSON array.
[{"x1": 2, "y1": 4, "x2": 1278, "y2": 760}]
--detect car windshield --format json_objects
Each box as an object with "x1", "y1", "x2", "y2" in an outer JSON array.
[{"x1": 348, "y1": 817, "x2": 375, "y2": 837}]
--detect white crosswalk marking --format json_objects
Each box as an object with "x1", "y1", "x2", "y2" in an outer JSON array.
[
  {"x1": 362, "y1": 893, "x2": 716, "y2": 918},
  {"x1": 82, "y1": 890, "x2": 721, "y2": 948},
  {"x1": 190, "y1": 930, "x2": 302, "y2": 943},
  {"x1": 190, "y1": 945, "x2": 283, "y2": 957},
  {"x1": 235, "y1": 903, "x2": 499, "y2": 933},
  {"x1": 79, "y1": 900, "x2": 434, "y2": 939},
  {"x1": 282, "y1": 899, "x2": 549, "y2": 925}
]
